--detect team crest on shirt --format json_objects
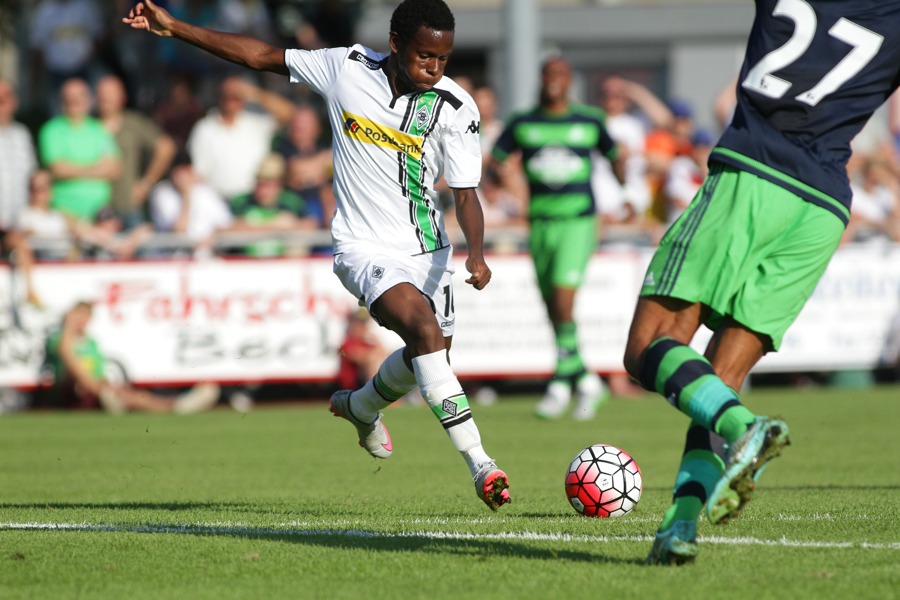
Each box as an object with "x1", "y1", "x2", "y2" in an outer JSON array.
[
  {"x1": 416, "y1": 106, "x2": 430, "y2": 131},
  {"x1": 372, "y1": 265, "x2": 385, "y2": 278}
]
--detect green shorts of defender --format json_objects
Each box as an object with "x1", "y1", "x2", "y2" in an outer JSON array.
[
  {"x1": 640, "y1": 163, "x2": 844, "y2": 351},
  {"x1": 529, "y1": 215, "x2": 598, "y2": 300}
]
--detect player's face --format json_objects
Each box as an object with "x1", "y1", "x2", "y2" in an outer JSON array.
[
  {"x1": 541, "y1": 59, "x2": 572, "y2": 105},
  {"x1": 391, "y1": 26, "x2": 454, "y2": 94}
]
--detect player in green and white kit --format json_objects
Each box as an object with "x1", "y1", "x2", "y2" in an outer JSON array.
[
  {"x1": 124, "y1": 0, "x2": 510, "y2": 510},
  {"x1": 492, "y1": 57, "x2": 625, "y2": 420}
]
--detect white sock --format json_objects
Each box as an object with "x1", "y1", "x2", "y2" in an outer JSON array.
[
  {"x1": 350, "y1": 347, "x2": 417, "y2": 423},
  {"x1": 412, "y1": 349, "x2": 492, "y2": 476}
]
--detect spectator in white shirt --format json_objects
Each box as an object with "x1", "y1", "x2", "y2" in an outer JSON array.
[
  {"x1": 187, "y1": 76, "x2": 295, "y2": 199},
  {"x1": 150, "y1": 154, "x2": 234, "y2": 257},
  {"x1": 0, "y1": 80, "x2": 37, "y2": 232}
]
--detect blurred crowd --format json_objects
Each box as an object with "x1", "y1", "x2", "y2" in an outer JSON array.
[{"x1": 2, "y1": 0, "x2": 900, "y2": 304}]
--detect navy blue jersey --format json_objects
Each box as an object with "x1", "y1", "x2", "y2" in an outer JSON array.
[
  {"x1": 713, "y1": 0, "x2": 900, "y2": 224},
  {"x1": 492, "y1": 104, "x2": 617, "y2": 220}
]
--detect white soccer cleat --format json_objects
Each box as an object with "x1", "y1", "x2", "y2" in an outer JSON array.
[
  {"x1": 174, "y1": 383, "x2": 221, "y2": 414},
  {"x1": 573, "y1": 372, "x2": 609, "y2": 421},
  {"x1": 535, "y1": 380, "x2": 571, "y2": 419},
  {"x1": 330, "y1": 390, "x2": 393, "y2": 459}
]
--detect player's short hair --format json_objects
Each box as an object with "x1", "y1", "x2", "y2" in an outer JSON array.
[{"x1": 390, "y1": 0, "x2": 455, "y2": 43}]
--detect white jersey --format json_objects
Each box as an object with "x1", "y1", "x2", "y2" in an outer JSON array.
[{"x1": 285, "y1": 45, "x2": 482, "y2": 255}]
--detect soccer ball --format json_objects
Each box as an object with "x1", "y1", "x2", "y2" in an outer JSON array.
[{"x1": 564, "y1": 444, "x2": 642, "y2": 518}]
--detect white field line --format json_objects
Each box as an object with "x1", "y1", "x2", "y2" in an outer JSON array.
[{"x1": 0, "y1": 522, "x2": 897, "y2": 551}]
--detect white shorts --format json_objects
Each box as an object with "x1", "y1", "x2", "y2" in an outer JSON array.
[{"x1": 333, "y1": 244, "x2": 457, "y2": 336}]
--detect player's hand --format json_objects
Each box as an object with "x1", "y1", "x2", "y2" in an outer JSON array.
[
  {"x1": 464, "y1": 255, "x2": 492, "y2": 290},
  {"x1": 122, "y1": 0, "x2": 175, "y2": 37}
]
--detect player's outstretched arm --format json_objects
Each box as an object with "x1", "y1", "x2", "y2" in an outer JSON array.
[
  {"x1": 453, "y1": 187, "x2": 492, "y2": 290},
  {"x1": 122, "y1": 0, "x2": 288, "y2": 75}
]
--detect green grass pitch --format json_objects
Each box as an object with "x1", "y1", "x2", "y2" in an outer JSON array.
[{"x1": 1, "y1": 385, "x2": 898, "y2": 599}]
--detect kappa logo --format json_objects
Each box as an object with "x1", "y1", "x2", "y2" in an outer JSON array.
[
  {"x1": 416, "y1": 107, "x2": 430, "y2": 130},
  {"x1": 349, "y1": 50, "x2": 381, "y2": 70},
  {"x1": 465, "y1": 120, "x2": 480, "y2": 134},
  {"x1": 442, "y1": 399, "x2": 458, "y2": 417},
  {"x1": 372, "y1": 265, "x2": 385, "y2": 279}
]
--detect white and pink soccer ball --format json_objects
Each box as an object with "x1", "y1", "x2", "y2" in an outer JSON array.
[{"x1": 565, "y1": 444, "x2": 643, "y2": 518}]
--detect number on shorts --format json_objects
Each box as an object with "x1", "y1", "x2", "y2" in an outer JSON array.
[{"x1": 442, "y1": 284, "x2": 454, "y2": 318}]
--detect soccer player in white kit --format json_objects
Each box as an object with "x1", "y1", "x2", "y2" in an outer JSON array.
[{"x1": 124, "y1": 0, "x2": 510, "y2": 510}]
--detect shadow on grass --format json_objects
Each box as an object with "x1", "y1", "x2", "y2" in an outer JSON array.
[
  {"x1": 0, "y1": 504, "x2": 645, "y2": 565},
  {"x1": 0, "y1": 501, "x2": 265, "y2": 512}
]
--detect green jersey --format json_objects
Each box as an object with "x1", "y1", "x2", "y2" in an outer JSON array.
[
  {"x1": 44, "y1": 329, "x2": 106, "y2": 383},
  {"x1": 492, "y1": 104, "x2": 618, "y2": 220}
]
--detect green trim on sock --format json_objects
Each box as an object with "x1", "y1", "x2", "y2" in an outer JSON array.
[
  {"x1": 715, "y1": 404, "x2": 756, "y2": 443},
  {"x1": 427, "y1": 393, "x2": 471, "y2": 421},
  {"x1": 374, "y1": 372, "x2": 409, "y2": 402},
  {"x1": 659, "y1": 497, "x2": 703, "y2": 531}
]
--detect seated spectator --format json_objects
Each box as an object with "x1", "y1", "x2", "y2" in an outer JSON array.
[
  {"x1": 149, "y1": 153, "x2": 234, "y2": 257},
  {"x1": 39, "y1": 78, "x2": 121, "y2": 223},
  {"x1": 663, "y1": 128, "x2": 714, "y2": 225},
  {"x1": 96, "y1": 74, "x2": 176, "y2": 228},
  {"x1": 336, "y1": 307, "x2": 390, "y2": 391},
  {"x1": 70, "y1": 207, "x2": 154, "y2": 259},
  {"x1": 666, "y1": 98, "x2": 698, "y2": 158},
  {"x1": 272, "y1": 104, "x2": 334, "y2": 227},
  {"x1": 225, "y1": 153, "x2": 318, "y2": 256},
  {"x1": 845, "y1": 156, "x2": 900, "y2": 243},
  {"x1": 479, "y1": 166, "x2": 527, "y2": 229},
  {"x1": 19, "y1": 169, "x2": 71, "y2": 260},
  {"x1": 42, "y1": 300, "x2": 221, "y2": 414},
  {"x1": 21, "y1": 169, "x2": 152, "y2": 260},
  {"x1": 187, "y1": 76, "x2": 295, "y2": 200}
]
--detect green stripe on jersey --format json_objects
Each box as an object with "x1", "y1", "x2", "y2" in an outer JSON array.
[
  {"x1": 407, "y1": 93, "x2": 440, "y2": 251},
  {"x1": 516, "y1": 121, "x2": 602, "y2": 148}
]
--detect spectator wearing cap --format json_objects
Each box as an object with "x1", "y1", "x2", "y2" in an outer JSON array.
[
  {"x1": 225, "y1": 153, "x2": 318, "y2": 257},
  {"x1": 667, "y1": 98, "x2": 698, "y2": 157}
]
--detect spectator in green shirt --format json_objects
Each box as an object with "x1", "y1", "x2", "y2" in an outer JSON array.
[
  {"x1": 38, "y1": 78, "x2": 121, "y2": 222},
  {"x1": 227, "y1": 152, "x2": 318, "y2": 256}
]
